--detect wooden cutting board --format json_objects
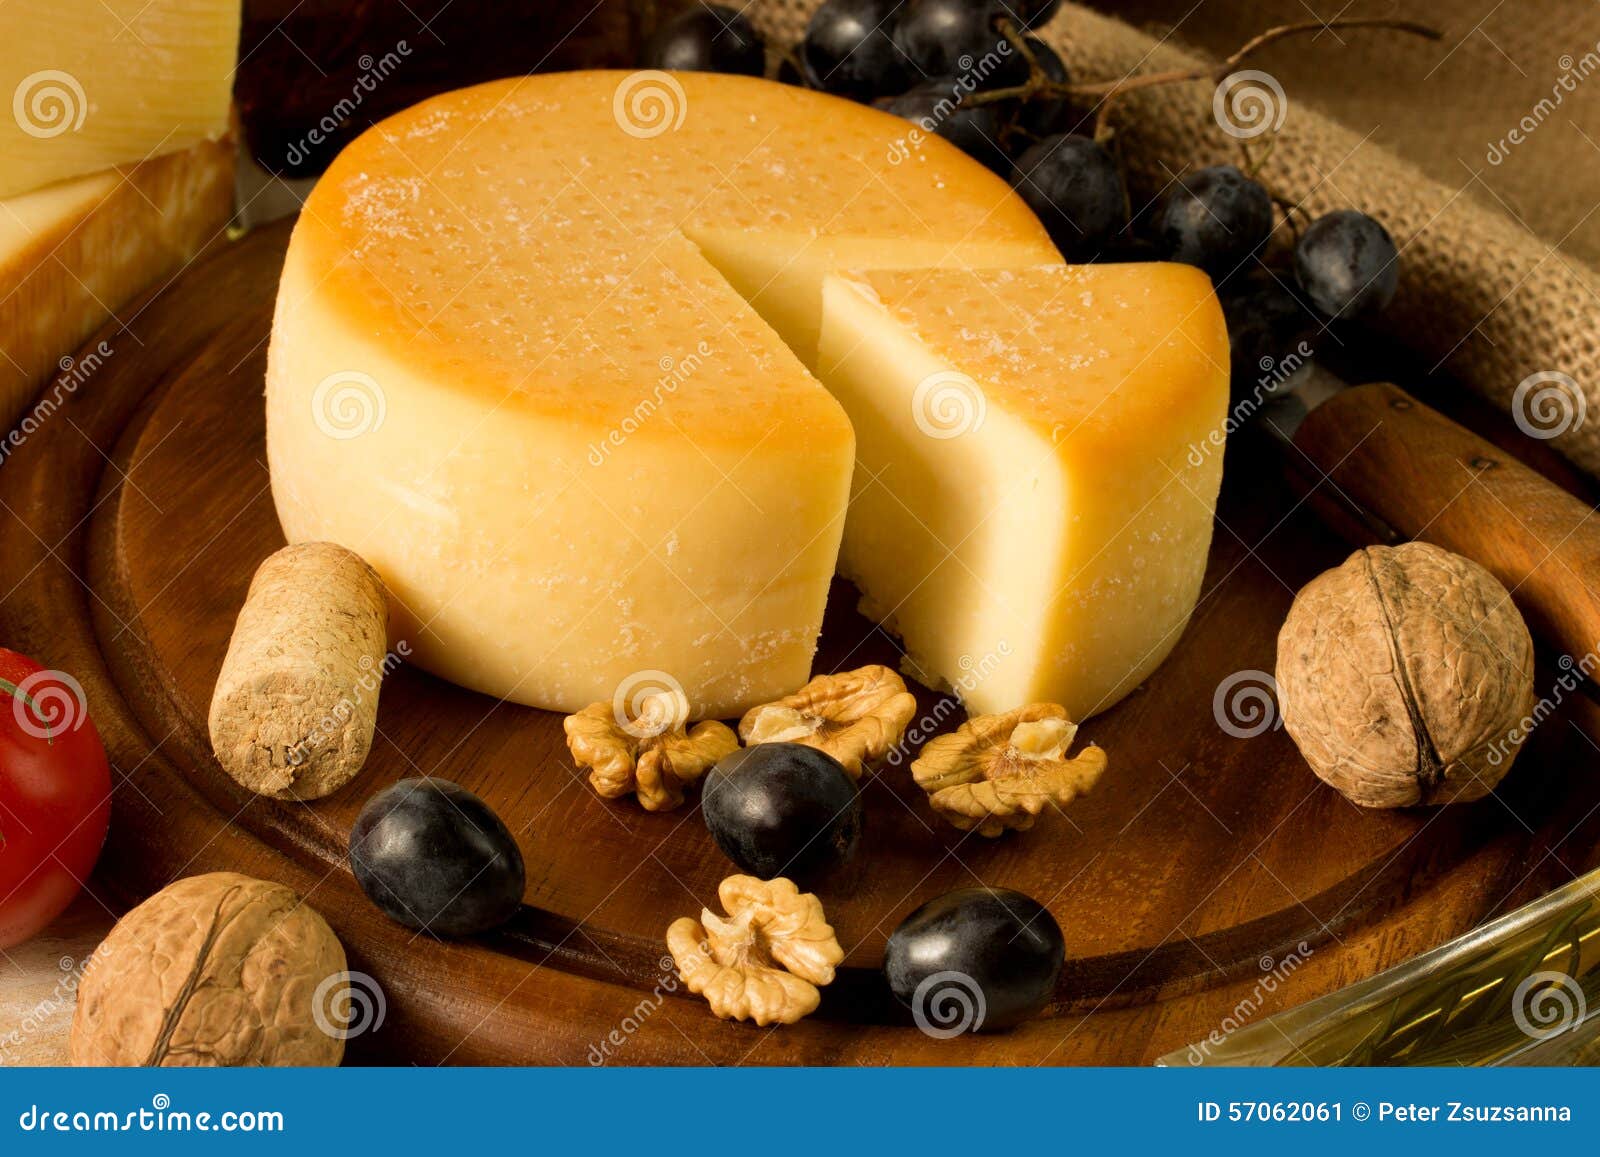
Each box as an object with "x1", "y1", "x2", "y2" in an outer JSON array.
[{"x1": 3, "y1": 221, "x2": 1596, "y2": 1066}]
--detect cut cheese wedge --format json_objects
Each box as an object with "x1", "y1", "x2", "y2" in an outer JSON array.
[
  {"x1": 268, "y1": 71, "x2": 1059, "y2": 718},
  {"x1": 0, "y1": 0, "x2": 239, "y2": 199},
  {"x1": 816, "y1": 265, "x2": 1229, "y2": 718},
  {"x1": 1, "y1": 137, "x2": 235, "y2": 437}
]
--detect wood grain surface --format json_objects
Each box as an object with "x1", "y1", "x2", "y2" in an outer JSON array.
[{"x1": 1, "y1": 221, "x2": 1597, "y2": 1065}]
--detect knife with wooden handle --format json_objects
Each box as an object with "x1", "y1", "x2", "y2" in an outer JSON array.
[
  {"x1": 1260, "y1": 368, "x2": 1600, "y2": 671},
  {"x1": 1161, "y1": 369, "x2": 1600, "y2": 1068}
]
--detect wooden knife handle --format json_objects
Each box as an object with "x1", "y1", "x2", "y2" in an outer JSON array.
[{"x1": 1293, "y1": 381, "x2": 1600, "y2": 662}]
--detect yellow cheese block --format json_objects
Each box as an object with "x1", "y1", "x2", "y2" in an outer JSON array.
[
  {"x1": 816, "y1": 265, "x2": 1229, "y2": 718},
  {"x1": 267, "y1": 71, "x2": 1059, "y2": 717},
  {"x1": 1, "y1": 137, "x2": 235, "y2": 440},
  {"x1": 268, "y1": 71, "x2": 1230, "y2": 722},
  {"x1": 0, "y1": 0, "x2": 238, "y2": 199}
]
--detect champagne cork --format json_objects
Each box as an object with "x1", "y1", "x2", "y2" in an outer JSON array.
[{"x1": 208, "y1": 542, "x2": 389, "y2": 800}]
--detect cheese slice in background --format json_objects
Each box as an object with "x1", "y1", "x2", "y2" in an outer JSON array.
[
  {"x1": 0, "y1": 0, "x2": 239, "y2": 199},
  {"x1": 816, "y1": 264, "x2": 1229, "y2": 718},
  {"x1": 1, "y1": 138, "x2": 235, "y2": 437}
]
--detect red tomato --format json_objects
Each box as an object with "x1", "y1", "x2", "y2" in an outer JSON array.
[{"x1": 0, "y1": 648, "x2": 111, "y2": 948}]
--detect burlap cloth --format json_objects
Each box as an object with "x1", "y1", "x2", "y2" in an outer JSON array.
[{"x1": 753, "y1": 0, "x2": 1600, "y2": 474}]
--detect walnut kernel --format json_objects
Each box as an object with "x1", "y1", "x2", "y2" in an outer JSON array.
[
  {"x1": 564, "y1": 695, "x2": 737, "y2": 811},
  {"x1": 667, "y1": 875, "x2": 843, "y2": 1025},
  {"x1": 69, "y1": 872, "x2": 346, "y2": 1067},
  {"x1": 1276, "y1": 542, "x2": 1536, "y2": 807},
  {"x1": 912, "y1": 703, "x2": 1107, "y2": 836},
  {"x1": 738, "y1": 664, "x2": 917, "y2": 778}
]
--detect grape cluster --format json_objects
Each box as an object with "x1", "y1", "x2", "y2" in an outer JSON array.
[{"x1": 643, "y1": 2, "x2": 1403, "y2": 397}]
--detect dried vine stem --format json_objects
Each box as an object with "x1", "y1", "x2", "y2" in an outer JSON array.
[{"x1": 979, "y1": 17, "x2": 1443, "y2": 140}]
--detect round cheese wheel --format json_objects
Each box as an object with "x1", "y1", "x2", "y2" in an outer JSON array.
[{"x1": 266, "y1": 70, "x2": 1056, "y2": 717}]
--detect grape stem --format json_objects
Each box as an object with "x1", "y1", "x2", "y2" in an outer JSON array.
[{"x1": 983, "y1": 17, "x2": 1442, "y2": 141}]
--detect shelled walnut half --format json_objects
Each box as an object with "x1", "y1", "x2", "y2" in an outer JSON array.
[
  {"x1": 738, "y1": 664, "x2": 917, "y2": 778},
  {"x1": 564, "y1": 695, "x2": 737, "y2": 812},
  {"x1": 667, "y1": 875, "x2": 843, "y2": 1025},
  {"x1": 911, "y1": 703, "x2": 1107, "y2": 836}
]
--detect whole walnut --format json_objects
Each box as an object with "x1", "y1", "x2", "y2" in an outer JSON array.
[
  {"x1": 70, "y1": 872, "x2": 347, "y2": 1066},
  {"x1": 1276, "y1": 542, "x2": 1536, "y2": 808}
]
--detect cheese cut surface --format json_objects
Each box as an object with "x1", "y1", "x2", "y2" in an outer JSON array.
[
  {"x1": 0, "y1": 0, "x2": 239, "y2": 199},
  {"x1": 687, "y1": 227, "x2": 1060, "y2": 368},
  {"x1": 815, "y1": 265, "x2": 1229, "y2": 718},
  {"x1": 267, "y1": 71, "x2": 1058, "y2": 717},
  {"x1": 1, "y1": 138, "x2": 235, "y2": 436}
]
